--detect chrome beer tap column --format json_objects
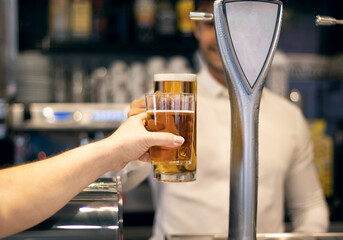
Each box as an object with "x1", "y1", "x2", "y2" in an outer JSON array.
[{"x1": 191, "y1": 1, "x2": 283, "y2": 240}]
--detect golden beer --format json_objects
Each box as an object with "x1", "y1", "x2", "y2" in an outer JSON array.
[
  {"x1": 153, "y1": 74, "x2": 197, "y2": 182},
  {"x1": 147, "y1": 110, "x2": 194, "y2": 164}
]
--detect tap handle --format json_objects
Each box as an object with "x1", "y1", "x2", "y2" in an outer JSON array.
[
  {"x1": 214, "y1": 0, "x2": 283, "y2": 93},
  {"x1": 189, "y1": 11, "x2": 214, "y2": 21},
  {"x1": 316, "y1": 15, "x2": 343, "y2": 26}
]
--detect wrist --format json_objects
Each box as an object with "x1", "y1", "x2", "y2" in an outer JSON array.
[{"x1": 98, "y1": 137, "x2": 127, "y2": 172}]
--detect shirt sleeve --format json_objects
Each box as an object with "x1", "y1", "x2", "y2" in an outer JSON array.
[
  {"x1": 103, "y1": 160, "x2": 151, "y2": 192},
  {"x1": 285, "y1": 109, "x2": 329, "y2": 233}
]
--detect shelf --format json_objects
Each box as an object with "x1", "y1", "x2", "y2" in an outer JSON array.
[
  {"x1": 41, "y1": 39, "x2": 198, "y2": 56},
  {"x1": 8, "y1": 103, "x2": 129, "y2": 131}
]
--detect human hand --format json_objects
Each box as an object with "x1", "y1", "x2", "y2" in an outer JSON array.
[
  {"x1": 106, "y1": 112, "x2": 184, "y2": 170},
  {"x1": 128, "y1": 98, "x2": 146, "y2": 117}
]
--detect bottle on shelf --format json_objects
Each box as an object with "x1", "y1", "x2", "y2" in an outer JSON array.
[
  {"x1": 128, "y1": 62, "x2": 147, "y2": 101},
  {"x1": 48, "y1": 0, "x2": 70, "y2": 43},
  {"x1": 108, "y1": 61, "x2": 129, "y2": 103},
  {"x1": 90, "y1": 67, "x2": 108, "y2": 102},
  {"x1": 53, "y1": 62, "x2": 67, "y2": 103},
  {"x1": 145, "y1": 56, "x2": 167, "y2": 90},
  {"x1": 176, "y1": 0, "x2": 194, "y2": 40},
  {"x1": 70, "y1": 0, "x2": 93, "y2": 40},
  {"x1": 92, "y1": 0, "x2": 107, "y2": 42},
  {"x1": 133, "y1": 0, "x2": 156, "y2": 43},
  {"x1": 155, "y1": 0, "x2": 177, "y2": 40},
  {"x1": 116, "y1": 0, "x2": 133, "y2": 43},
  {"x1": 309, "y1": 119, "x2": 334, "y2": 199},
  {"x1": 71, "y1": 62, "x2": 86, "y2": 102}
]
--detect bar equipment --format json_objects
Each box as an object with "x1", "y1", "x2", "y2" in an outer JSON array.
[
  {"x1": 7, "y1": 103, "x2": 128, "y2": 131},
  {"x1": 190, "y1": 1, "x2": 283, "y2": 240},
  {"x1": 166, "y1": 233, "x2": 343, "y2": 240},
  {"x1": 3, "y1": 178, "x2": 123, "y2": 240},
  {"x1": 315, "y1": 15, "x2": 343, "y2": 26}
]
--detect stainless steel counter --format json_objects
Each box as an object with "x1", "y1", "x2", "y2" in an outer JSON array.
[{"x1": 3, "y1": 178, "x2": 123, "y2": 240}]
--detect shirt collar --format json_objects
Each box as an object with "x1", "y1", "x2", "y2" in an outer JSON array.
[{"x1": 198, "y1": 67, "x2": 229, "y2": 98}]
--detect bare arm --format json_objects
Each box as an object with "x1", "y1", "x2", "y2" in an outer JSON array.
[{"x1": 0, "y1": 113, "x2": 183, "y2": 238}]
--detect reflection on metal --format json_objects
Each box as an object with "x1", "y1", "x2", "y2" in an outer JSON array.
[
  {"x1": 213, "y1": 0, "x2": 282, "y2": 240},
  {"x1": 315, "y1": 15, "x2": 343, "y2": 26},
  {"x1": 56, "y1": 225, "x2": 107, "y2": 229},
  {"x1": 79, "y1": 206, "x2": 118, "y2": 213},
  {"x1": 4, "y1": 177, "x2": 123, "y2": 240},
  {"x1": 189, "y1": 11, "x2": 214, "y2": 21},
  {"x1": 166, "y1": 233, "x2": 343, "y2": 240}
]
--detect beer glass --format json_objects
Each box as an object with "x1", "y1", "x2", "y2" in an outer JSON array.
[
  {"x1": 145, "y1": 93, "x2": 196, "y2": 182},
  {"x1": 153, "y1": 73, "x2": 197, "y2": 181}
]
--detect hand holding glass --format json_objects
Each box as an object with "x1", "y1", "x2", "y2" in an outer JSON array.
[{"x1": 145, "y1": 93, "x2": 196, "y2": 182}]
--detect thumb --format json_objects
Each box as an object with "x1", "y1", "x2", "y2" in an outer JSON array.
[{"x1": 147, "y1": 132, "x2": 185, "y2": 148}]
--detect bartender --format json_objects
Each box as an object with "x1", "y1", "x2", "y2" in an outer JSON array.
[
  {"x1": 0, "y1": 113, "x2": 184, "y2": 238},
  {"x1": 128, "y1": 0, "x2": 329, "y2": 239}
]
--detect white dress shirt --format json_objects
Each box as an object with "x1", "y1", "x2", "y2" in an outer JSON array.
[{"x1": 149, "y1": 67, "x2": 329, "y2": 240}]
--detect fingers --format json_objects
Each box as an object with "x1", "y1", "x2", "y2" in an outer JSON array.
[
  {"x1": 128, "y1": 108, "x2": 146, "y2": 118},
  {"x1": 147, "y1": 132, "x2": 184, "y2": 148},
  {"x1": 130, "y1": 98, "x2": 146, "y2": 108},
  {"x1": 139, "y1": 133, "x2": 184, "y2": 163},
  {"x1": 131, "y1": 112, "x2": 147, "y2": 121},
  {"x1": 128, "y1": 98, "x2": 146, "y2": 117}
]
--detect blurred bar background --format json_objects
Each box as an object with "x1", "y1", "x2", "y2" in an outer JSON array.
[{"x1": 0, "y1": 0, "x2": 343, "y2": 238}]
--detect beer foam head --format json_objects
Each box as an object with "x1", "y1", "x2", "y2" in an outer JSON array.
[{"x1": 154, "y1": 73, "x2": 197, "y2": 82}]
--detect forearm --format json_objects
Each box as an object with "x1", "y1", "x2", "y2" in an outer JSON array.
[
  {"x1": 0, "y1": 112, "x2": 182, "y2": 238},
  {"x1": 0, "y1": 139, "x2": 120, "y2": 238}
]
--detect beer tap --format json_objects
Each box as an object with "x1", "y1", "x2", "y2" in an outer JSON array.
[
  {"x1": 190, "y1": 1, "x2": 283, "y2": 240},
  {"x1": 315, "y1": 15, "x2": 343, "y2": 26}
]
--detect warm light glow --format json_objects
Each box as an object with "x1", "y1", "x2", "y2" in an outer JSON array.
[
  {"x1": 289, "y1": 90, "x2": 301, "y2": 103},
  {"x1": 42, "y1": 107, "x2": 54, "y2": 119},
  {"x1": 73, "y1": 111, "x2": 83, "y2": 122}
]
